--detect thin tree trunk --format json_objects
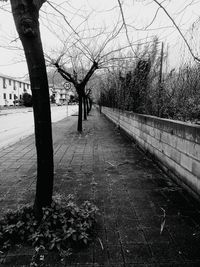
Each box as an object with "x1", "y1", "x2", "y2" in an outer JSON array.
[
  {"x1": 89, "y1": 98, "x2": 93, "y2": 112},
  {"x1": 86, "y1": 97, "x2": 90, "y2": 115},
  {"x1": 10, "y1": 0, "x2": 54, "y2": 218},
  {"x1": 83, "y1": 95, "x2": 87, "y2": 120},
  {"x1": 77, "y1": 93, "x2": 83, "y2": 132}
]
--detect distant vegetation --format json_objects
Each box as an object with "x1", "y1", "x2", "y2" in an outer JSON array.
[
  {"x1": 98, "y1": 39, "x2": 200, "y2": 123},
  {"x1": 21, "y1": 92, "x2": 33, "y2": 107}
]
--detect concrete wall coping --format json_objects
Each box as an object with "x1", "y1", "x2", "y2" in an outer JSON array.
[{"x1": 107, "y1": 107, "x2": 200, "y2": 144}]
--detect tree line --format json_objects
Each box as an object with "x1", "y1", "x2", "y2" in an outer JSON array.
[{"x1": 99, "y1": 39, "x2": 200, "y2": 123}]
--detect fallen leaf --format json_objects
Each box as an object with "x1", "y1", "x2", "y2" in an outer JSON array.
[
  {"x1": 160, "y1": 207, "x2": 166, "y2": 235},
  {"x1": 98, "y1": 238, "x2": 104, "y2": 250}
]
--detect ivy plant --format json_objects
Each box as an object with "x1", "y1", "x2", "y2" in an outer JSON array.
[{"x1": 0, "y1": 194, "x2": 99, "y2": 264}]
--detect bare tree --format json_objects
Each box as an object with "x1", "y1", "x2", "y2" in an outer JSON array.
[
  {"x1": 54, "y1": 58, "x2": 98, "y2": 132},
  {"x1": 43, "y1": 3, "x2": 132, "y2": 132},
  {"x1": 9, "y1": 0, "x2": 54, "y2": 218}
]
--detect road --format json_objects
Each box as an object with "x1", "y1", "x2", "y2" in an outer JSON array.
[{"x1": 0, "y1": 105, "x2": 78, "y2": 149}]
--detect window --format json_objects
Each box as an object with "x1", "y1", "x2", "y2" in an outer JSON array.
[
  {"x1": 19, "y1": 82, "x2": 22, "y2": 88},
  {"x1": 9, "y1": 94, "x2": 12, "y2": 100},
  {"x1": 20, "y1": 94, "x2": 22, "y2": 99},
  {"x1": 3, "y1": 78, "x2": 6, "y2": 88},
  {"x1": 9, "y1": 79, "x2": 11, "y2": 86},
  {"x1": 13, "y1": 81, "x2": 16, "y2": 90},
  {"x1": 3, "y1": 93, "x2": 6, "y2": 99},
  {"x1": 23, "y1": 83, "x2": 26, "y2": 92}
]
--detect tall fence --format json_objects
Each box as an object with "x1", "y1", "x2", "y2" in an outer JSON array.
[{"x1": 102, "y1": 106, "x2": 200, "y2": 199}]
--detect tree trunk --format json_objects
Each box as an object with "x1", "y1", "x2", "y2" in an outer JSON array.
[
  {"x1": 89, "y1": 98, "x2": 93, "y2": 112},
  {"x1": 83, "y1": 95, "x2": 87, "y2": 120},
  {"x1": 10, "y1": 0, "x2": 54, "y2": 218},
  {"x1": 77, "y1": 92, "x2": 83, "y2": 132},
  {"x1": 86, "y1": 97, "x2": 90, "y2": 115}
]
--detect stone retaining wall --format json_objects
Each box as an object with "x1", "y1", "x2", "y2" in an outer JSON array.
[{"x1": 102, "y1": 106, "x2": 200, "y2": 198}]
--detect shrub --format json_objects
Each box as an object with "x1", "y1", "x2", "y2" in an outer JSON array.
[
  {"x1": 98, "y1": 44, "x2": 200, "y2": 123},
  {"x1": 0, "y1": 194, "x2": 99, "y2": 263},
  {"x1": 22, "y1": 92, "x2": 32, "y2": 107}
]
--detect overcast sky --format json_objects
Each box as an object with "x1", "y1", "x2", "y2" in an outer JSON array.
[{"x1": 0, "y1": 0, "x2": 199, "y2": 78}]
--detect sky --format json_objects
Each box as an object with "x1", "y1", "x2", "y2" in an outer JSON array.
[{"x1": 0, "y1": 0, "x2": 200, "y2": 78}]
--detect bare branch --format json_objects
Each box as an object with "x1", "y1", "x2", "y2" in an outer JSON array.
[
  {"x1": 143, "y1": 6, "x2": 160, "y2": 30},
  {"x1": 46, "y1": 1, "x2": 94, "y2": 59},
  {"x1": 46, "y1": 0, "x2": 78, "y2": 35},
  {"x1": 152, "y1": 0, "x2": 200, "y2": 63},
  {"x1": 81, "y1": 61, "x2": 98, "y2": 88},
  {"x1": 33, "y1": 0, "x2": 47, "y2": 10},
  {"x1": 116, "y1": 0, "x2": 137, "y2": 57},
  {"x1": 54, "y1": 62, "x2": 75, "y2": 84}
]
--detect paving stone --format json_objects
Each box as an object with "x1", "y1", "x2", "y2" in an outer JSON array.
[
  {"x1": 1, "y1": 254, "x2": 33, "y2": 266},
  {"x1": 118, "y1": 226, "x2": 146, "y2": 244},
  {"x1": 107, "y1": 245, "x2": 124, "y2": 264},
  {"x1": 106, "y1": 229, "x2": 119, "y2": 245},
  {"x1": 149, "y1": 242, "x2": 184, "y2": 263},
  {"x1": 1, "y1": 109, "x2": 200, "y2": 266},
  {"x1": 143, "y1": 227, "x2": 173, "y2": 244},
  {"x1": 93, "y1": 242, "x2": 109, "y2": 265},
  {"x1": 126, "y1": 264, "x2": 149, "y2": 267},
  {"x1": 123, "y1": 243, "x2": 153, "y2": 264}
]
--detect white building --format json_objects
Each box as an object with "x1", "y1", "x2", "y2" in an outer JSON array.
[
  {"x1": 0, "y1": 74, "x2": 31, "y2": 107},
  {"x1": 49, "y1": 83, "x2": 75, "y2": 105}
]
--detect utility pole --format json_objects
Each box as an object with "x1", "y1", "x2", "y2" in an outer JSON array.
[
  {"x1": 158, "y1": 42, "x2": 164, "y2": 117},
  {"x1": 159, "y1": 42, "x2": 164, "y2": 85}
]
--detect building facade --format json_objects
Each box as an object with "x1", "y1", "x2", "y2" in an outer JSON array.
[
  {"x1": 0, "y1": 74, "x2": 31, "y2": 107},
  {"x1": 49, "y1": 83, "x2": 75, "y2": 105}
]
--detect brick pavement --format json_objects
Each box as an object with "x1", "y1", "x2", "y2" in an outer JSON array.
[{"x1": 0, "y1": 108, "x2": 200, "y2": 266}]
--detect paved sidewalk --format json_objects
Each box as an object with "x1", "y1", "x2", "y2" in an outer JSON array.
[{"x1": 0, "y1": 108, "x2": 200, "y2": 266}]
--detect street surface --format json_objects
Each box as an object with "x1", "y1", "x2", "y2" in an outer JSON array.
[{"x1": 0, "y1": 105, "x2": 78, "y2": 149}]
